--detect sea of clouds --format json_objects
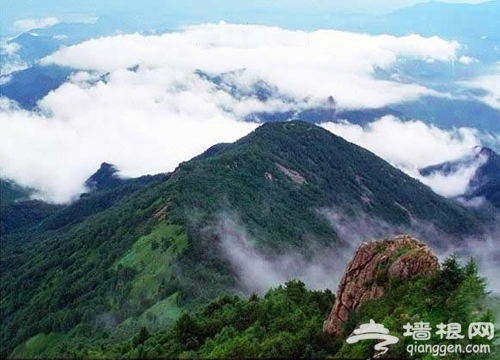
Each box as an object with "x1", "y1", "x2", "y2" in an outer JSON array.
[{"x1": 0, "y1": 22, "x2": 498, "y2": 202}]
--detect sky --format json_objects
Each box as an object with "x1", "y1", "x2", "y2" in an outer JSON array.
[{"x1": 0, "y1": 0, "x2": 491, "y2": 37}]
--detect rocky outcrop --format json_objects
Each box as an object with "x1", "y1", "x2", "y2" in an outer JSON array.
[
  {"x1": 275, "y1": 163, "x2": 307, "y2": 185},
  {"x1": 323, "y1": 235, "x2": 439, "y2": 336}
]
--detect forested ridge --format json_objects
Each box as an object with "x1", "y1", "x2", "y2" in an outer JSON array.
[
  {"x1": 12, "y1": 259, "x2": 498, "y2": 359},
  {"x1": 1, "y1": 121, "x2": 496, "y2": 358}
]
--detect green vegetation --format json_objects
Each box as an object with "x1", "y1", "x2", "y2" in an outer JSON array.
[
  {"x1": 49, "y1": 280, "x2": 339, "y2": 358},
  {"x1": 1, "y1": 200, "x2": 63, "y2": 235},
  {"x1": 137, "y1": 293, "x2": 182, "y2": 329},
  {"x1": 113, "y1": 223, "x2": 188, "y2": 301},
  {"x1": 0, "y1": 121, "x2": 494, "y2": 357},
  {"x1": 9, "y1": 333, "x2": 66, "y2": 359},
  {"x1": 40, "y1": 259, "x2": 497, "y2": 359},
  {"x1": 0, "y1": 179, "x2": 32, "y2": 205},
  {"x1": 336, "y1": 257, "x2": 499, "y2": 359}
]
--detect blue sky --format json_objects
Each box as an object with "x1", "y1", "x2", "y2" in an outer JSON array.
[{"x1": 0, "y1": 0, "x2": 489, "y2": 37}]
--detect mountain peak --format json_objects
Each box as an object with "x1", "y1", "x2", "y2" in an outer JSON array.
[
  {"x1": 239, "y1": 120, "x2": 342, "y2": 148},
  {"x1": 84, "y1": 162, "x2": 123, "y2": 193},
  {"x1": 478, "y1": 146, "x2": 498, "y2": 157}
]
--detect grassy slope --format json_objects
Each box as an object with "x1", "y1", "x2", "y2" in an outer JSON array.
[
  {"x1": 9, "y1": 333, "x2": 65, "y2": 359},
  {"x1": 113, "y1": 223, "x2": 188, "y2": 301}
]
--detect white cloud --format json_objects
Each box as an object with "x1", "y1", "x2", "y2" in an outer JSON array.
[
  {"x1": 418, "y1": 155, "x2": 486, "y2": 197},
  {"x1": 458, "y1": 55, "x2": 479, "y2": 65},
  {"x1": 0, "y1": 24, "x2": 464, "y2": 202},
  {"x1": 321, "y1": 116, "x2": 482, "y2": 197},
  {"x1": 214, "y1": 214, "x2": 342, "y2": 293},
  {"x1": 0, "y1": 97, "x2": 21, "y2": 111},
  {"x1": 321, "y1": 116, "x2": 479, "y2": 168},
  {"x1": 0, "y1": 43, "x2": 28, "y2": 76},
  {"x1": 0, "y1": 93, "x2": 256, "y2": 203},
  {"x1": 2, "y1": 42, "x2": 21, "y2": 56},
  {"x1": 0, "y1": 60, "x2": 28, "y2": 76},
  {"x1": 13, "y1": 17, "x2": 60, "y2": 31},
  {"x1": 53, "y1": 35, "x2": 69, "y2": 40},
  {"x1": 42, "y1": 23, "x2": 459, "y2": 110},
  {"x1": 0, "y1": 76, "x2": 12, "y2": 86},
  {"x1": 462, "y1": 74, "x2": 500, "y2": 111}
]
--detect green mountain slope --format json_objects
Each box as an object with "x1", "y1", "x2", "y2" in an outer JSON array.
[
  {"x1": 1, "y1": 168, "x2": 166, "y2": 238},
  {"x1": 54, "y1": 258, "x2": 498, "y2": 359},
  {"x1": 0, "y1": 179, "x2": 32, "y2": 205},
  {"x1": 0, "y1": 121, "x2": 490, "y2": 357}
]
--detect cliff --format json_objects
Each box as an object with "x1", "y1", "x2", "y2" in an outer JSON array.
[{"x1": 323, "y1": 235, "x2": 439, "y2": 336}]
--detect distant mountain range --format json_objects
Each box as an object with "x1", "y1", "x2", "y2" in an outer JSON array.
[
  {"x1": 2, "y1": 1, "x2": 500, "y2": 131},
  {"x1": 4, "y1": 1, "x2": 500, "y2": 64},
  {"x1": 1, "y1": 121, "x2": 495, "y2": 357},
  {"x1": 421, "y1": 146, "x2": 500, "y2": 208},
  {"x1": 3, "y1": 14, "x2": 172, "y2": 65},
  {"x1": 3, "y1": 65, "x2": 500, "y2": 133},
  {"x1": 0, "y1": 65, "x2": 71, "y2": 109},
  {"x1": 331, "y1": 1, "x2": 500, "y2": 63},
  {"x1": 469, "y1": 148, "x2": 500, "y2": 207}
]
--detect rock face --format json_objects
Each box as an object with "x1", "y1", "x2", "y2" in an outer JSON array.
[{"x1": 323, "y1": 235, "x2": 439, "y2": 336}]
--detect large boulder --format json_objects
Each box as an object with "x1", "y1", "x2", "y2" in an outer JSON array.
[{"x1": 323, "y1": 235, "x2": 439, "y2": 336}]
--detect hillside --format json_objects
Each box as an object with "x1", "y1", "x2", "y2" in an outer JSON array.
[
  {"x1": 0, "y1": 121, "x2": 491, "y2": 357},
  {"x1": 0, "y1": 179, "x2": 32, "y2": 205},
  {"x1": 28, "y1": 237, "x2": 498, "y2": 359},
  {"x1": 0, "y1": 164, "x2": 166, "y2": 237}
]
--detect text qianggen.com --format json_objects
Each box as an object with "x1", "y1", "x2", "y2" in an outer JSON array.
[{"x1": 407, "y1": 343, "x2": 491, "y2": 357}]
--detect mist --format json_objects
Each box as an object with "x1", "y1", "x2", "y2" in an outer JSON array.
[
  {"x1": 208, "y1": 214, "x2": 351, "y2": 294},
  {"x1": 208, "y1": 209, "x2": 500, "y2": 297}
]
